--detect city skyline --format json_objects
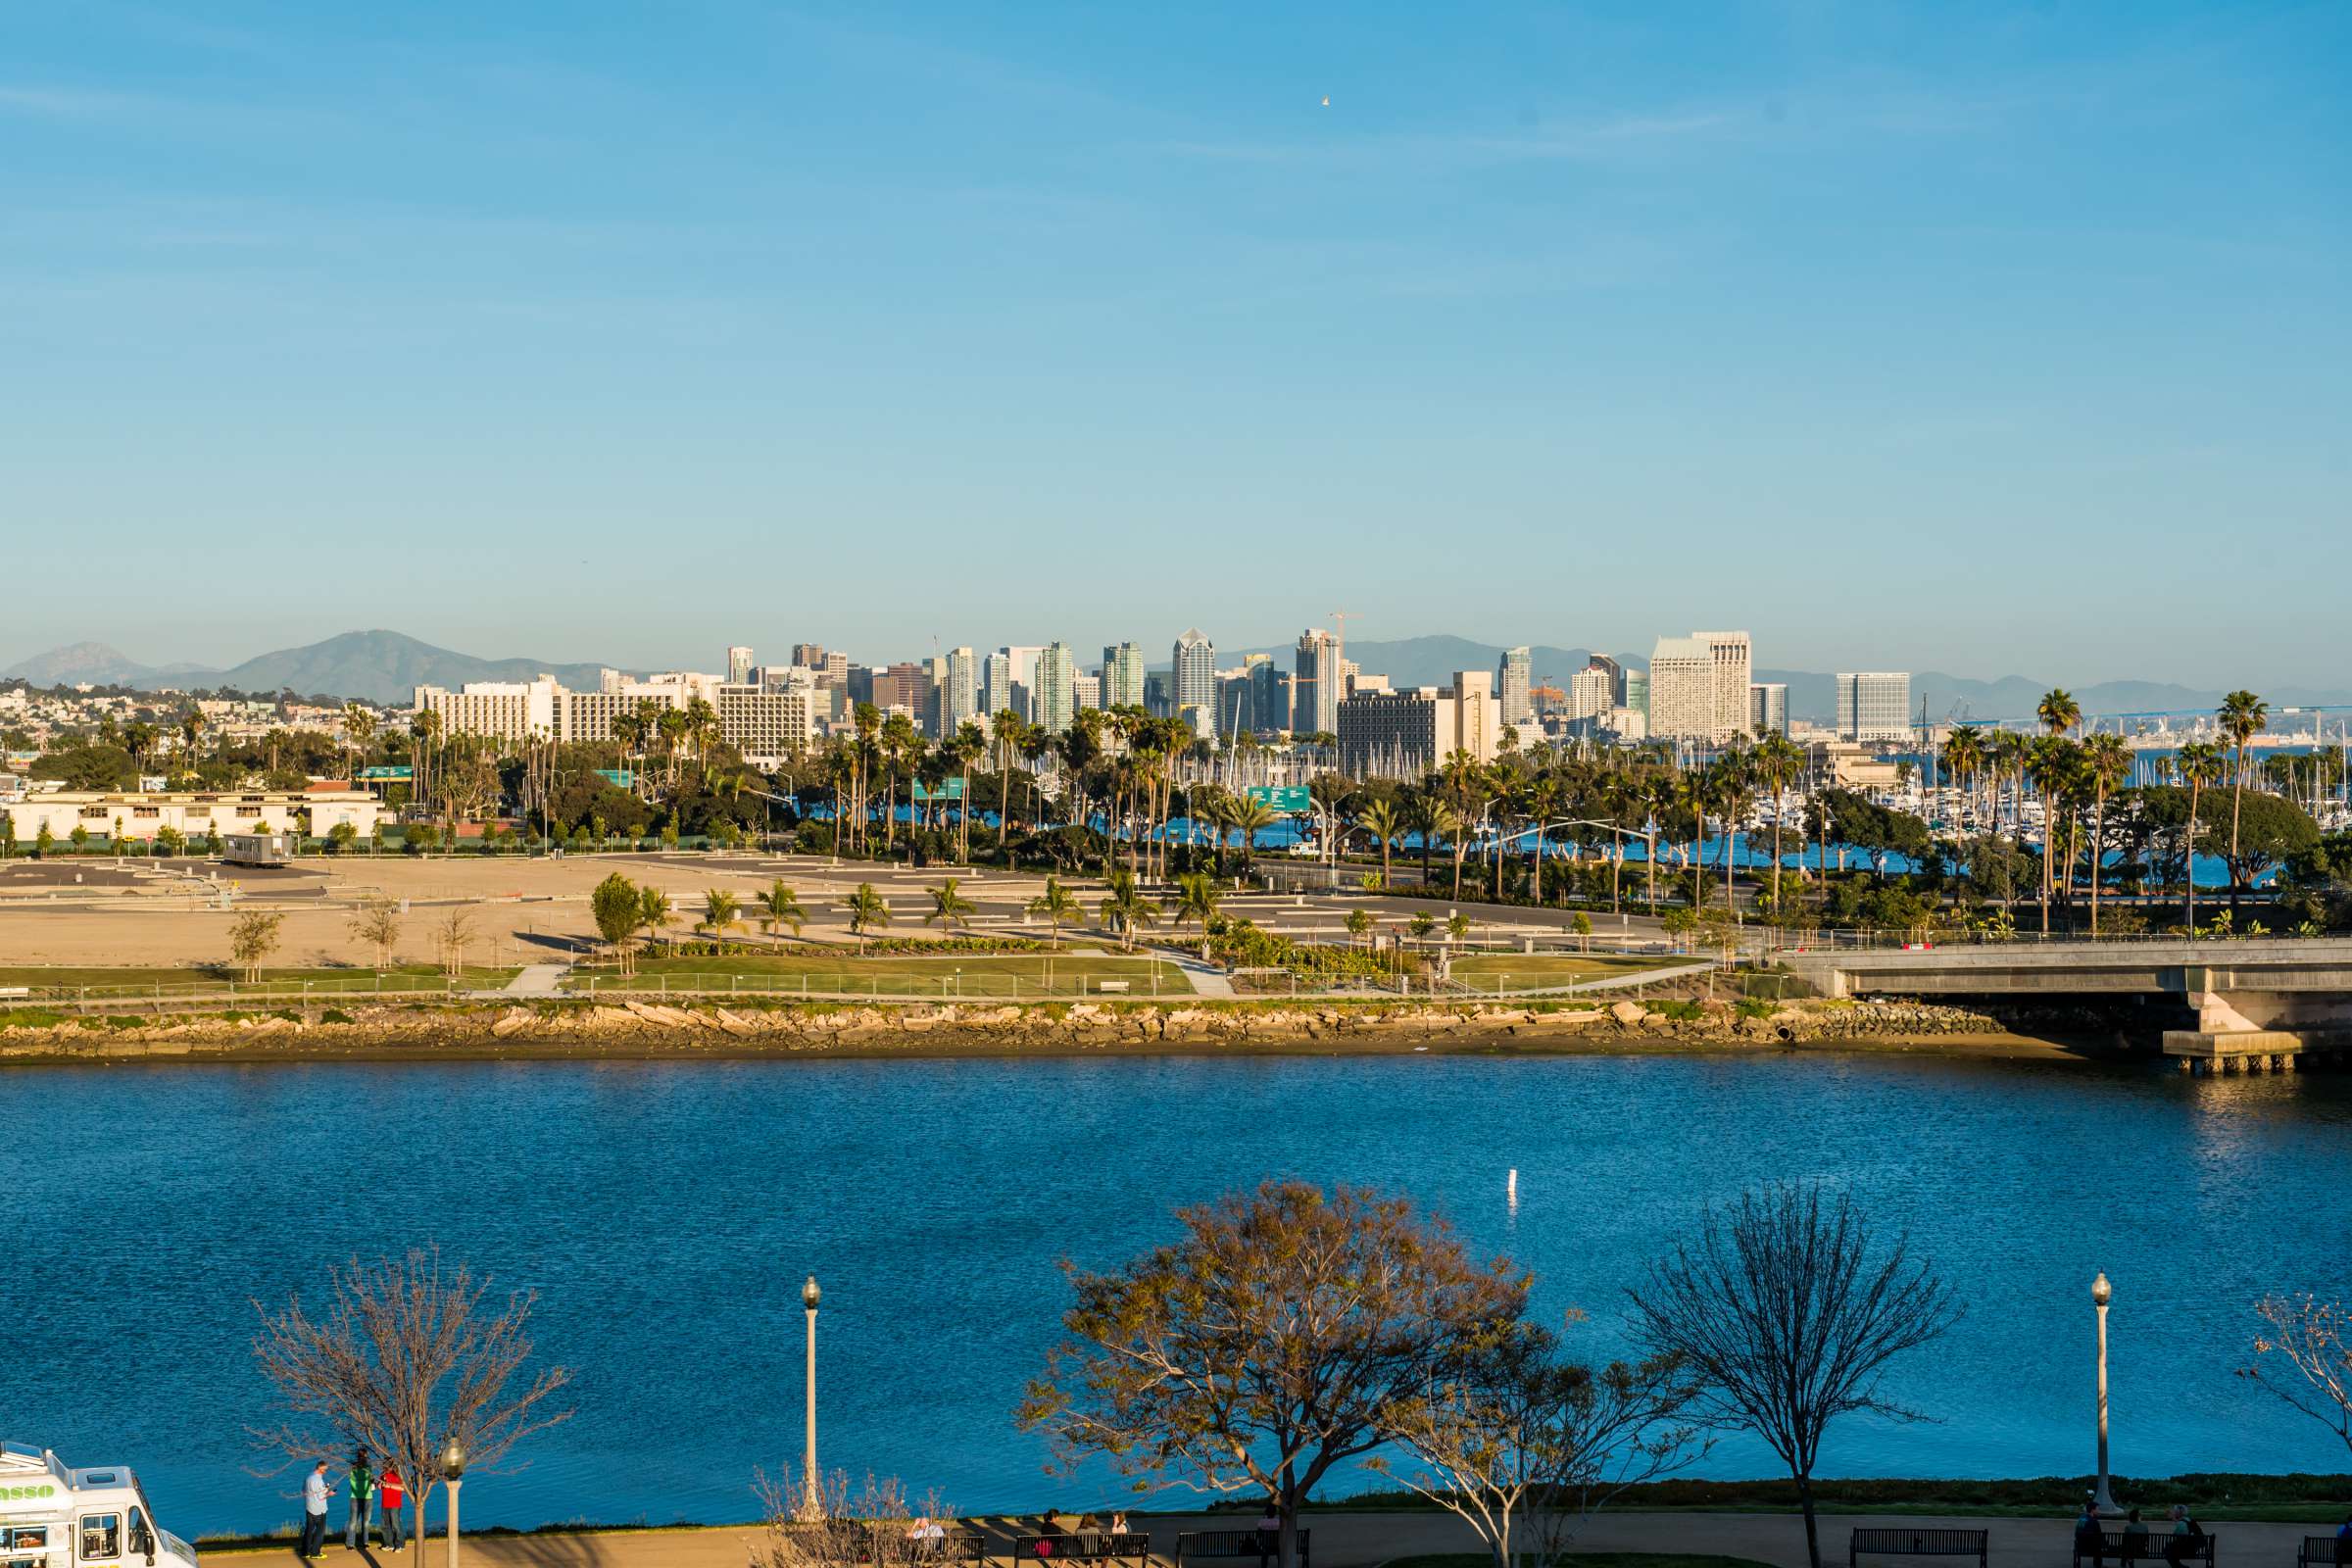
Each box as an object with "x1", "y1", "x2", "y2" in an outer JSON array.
[{"x1": 6, "y1": 2, "x2": 2347, "y2": 682}]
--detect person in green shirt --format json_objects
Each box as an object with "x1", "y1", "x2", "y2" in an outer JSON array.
[{"x1": 344, "y1": 1451, "x2": 375, "y2": 1552}]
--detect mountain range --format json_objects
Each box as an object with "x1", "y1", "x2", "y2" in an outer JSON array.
[
  {"x1": 7, "y1": 628, "x2": 2346, "y2": 723},
  {"x1": 1, "y1": 631, "x2": 620, "y2": 706}
]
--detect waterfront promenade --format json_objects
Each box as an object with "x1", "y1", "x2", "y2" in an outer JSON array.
[{"x1": 203, "y1": 1510, "x2": 2337, "y2": 1568}]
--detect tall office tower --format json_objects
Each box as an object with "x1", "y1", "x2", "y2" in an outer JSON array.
[
  {"x1": 982, "y1": 651, "x2": 1013, "y2": 719},
  {"x1": 821, "y1": 652, "x2": 849, "y2": 685},
  {"x1": 726, "y1": 646, "x2": 755, "y2": 685},
  {"x1": 942, "y1": 647, "x2": 979, "y2": 734},
  {"x1": 1143, "y1": 670, "x2": 1171, "y2": 717},
  {"x1": 1293, "y1": 627, "x2": 1340, "y2": 736},
  {"x1": 1624, "y1": 666, "x2": 1648, "y2": 721},
  {"x1": 1647, "y1": 631, "x2": 1751, "y2": 742},
  {"x1": 1172, "y1": 628, "x2": 1216, "y2": 715},
  {"x1": 1498, "y1": 647, "x2": 1532, "y2": 725},
  {"x1": 1567, "y1": 666, "x2": 1613, "y2": 723},
  {"x1": 1101, "y1": 643, "x2": 1146, "y2": 710},
  {"x1": 1073, "y1": 672, "x2": 1102, "y2": 710},
  {"x1": 791, "y1": 644, "x2": 826, "y2": 669},
  {"x1": 1837, "y1": 671, "x2": 1914, "y2": 743},
  {"x1": 1585, "y1": 654, "x2": 1627, "y2": 706},
  {"x1": 1249, "y1": 659, "x2": 1288, "y2": 736},
  {"x1": 998, "y1": 646, "x2": 1044, "y2": 719},
  {"x1": 1034, "y1": 642, "x2": 1075, "y2": 735},
  {"x1": 1750, "y1": 682, "x2": 1789, "y2": 736}
]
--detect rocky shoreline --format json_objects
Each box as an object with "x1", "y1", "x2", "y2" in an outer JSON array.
[{"x1": 0, "y1": 995, "x2": 2151, "y2": 1062}]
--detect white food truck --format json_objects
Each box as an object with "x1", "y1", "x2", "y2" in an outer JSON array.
[{"x1": 0, "y1": 1446, "x2": 197, "y2": 1568}]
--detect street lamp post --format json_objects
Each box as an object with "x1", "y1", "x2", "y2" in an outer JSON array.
[
  {"x1": 2092, "y1": 1273, "x2": 2116, "y2": 1514},
  {"x1": 442, "y1": 1441, "x2": 466, "y2": 1568},
  {"x1": 801, "y1": 1275, "x2": 822, "y2": 1520}
]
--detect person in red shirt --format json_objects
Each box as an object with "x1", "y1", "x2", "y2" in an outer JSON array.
[{"x1": 376, "y1": 1464, "x2": 407, "y2": 1552}]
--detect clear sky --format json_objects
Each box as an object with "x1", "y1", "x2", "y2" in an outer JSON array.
[{"x1": 5, "y1": 1, "x2": 2345, "y2": 684}]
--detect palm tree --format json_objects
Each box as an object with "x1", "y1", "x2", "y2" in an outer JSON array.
[
  {"x1": 758, "y1": 878, "x2": 807, "y2": 941},
  {"x1": 2081, "y1": 733, "x2": 2130, "y2": 938},
  {"x1": 700, "y1": 889, "x2": 743, "y2": 941},
  {"x1": 2025, "y1": 737, "x2": 2072, "y2": 935},
  {"x1": 1027, "y1": 875, "x2": 1082, "y2": 948},
  {"x1": 2177, "y1": 741, "x2": 2224, "y2": 931},
  {"x1": 1357, "y1": 798, "x2": 1403, "y2": 888},
  {"x1": 846, "y1": 882, "x2": 890, "y2": 953},
  {"x1": 993, "y1": 710, "x2": 1024, "y2": 857},
  {"x1": 1228, "y1": 798, "x2": 1278, "y2": 875},
  {"x1": 1193, "y1": 787, "x2": 1237, "y2": 876},
  {"x1": 925, "y1": 877, "x2": 977, "y2": 932},
  {"x1": 1098, "y1": 869, "x2": 1159, "y2": 953},
  {"x1": 2037, "y1": 689, "x2": 2082, "y2": 739},
  {"x1": 1405, "y1": 792, "x2": 1445, "y2": 889},
  {"x1": 1754, "y1": 732, "x2": 1804, "y2": 918},
  {"x1": 1172, "y1": 871, "x2": 1222, "y2": 956},
  {"x1": 2217, "y1": 690, "x2": 2268, "y2": 912},
  {"x1": 1940, "y1": 725, "x2": 1985, "y2": 836},
  {"x1": 637, "y1": 886, "x2": 675, "y2": 957}
]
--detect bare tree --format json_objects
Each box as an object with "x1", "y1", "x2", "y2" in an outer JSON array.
[
  {"x1": 1627, "y1": 1183, "x2": 1959, "y2": 1568},
  {"x1": 251, "y1": 1250, "x2": 574, "y2": 1567},
  {"x1": 1370, "y1": 1312, "x2": 1706, "y2": 1568},
  {"x1": 348, "y1": 897, "x2": 403, "y2": 968},
  {"x1": 228, "y1": 910, "x2": 284, "y2": 983},
  {"x1": 2241, "y1": 1294, "x2": 2352, "y2": 1454},
  {"x1": 1019, "y1": 1181, "x2": 1529, "y2": 1568},
  {"x1": 751, "y1": 1467, "x2": 958, "y2": 1568},
  {"x1": 436, "y1": 907, "x2": 474, "y2": 979}
]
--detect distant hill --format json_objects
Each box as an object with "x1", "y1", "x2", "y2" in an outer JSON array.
[
  {"x1": 3, "y1": 630, "x2": 623, "y2": 705},
  {"x1": 207, "y1": 630, "x2": 618, "y2": 705},
  {"x1": 0, "y1": 641, "x2": 209, "y2": 688}
]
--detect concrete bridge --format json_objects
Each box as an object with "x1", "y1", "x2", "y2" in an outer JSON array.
[{"x1": 1782, "y1": 937, "x2": 2352, "y2": 1073}]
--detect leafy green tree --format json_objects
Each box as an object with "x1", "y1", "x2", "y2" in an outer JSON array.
[
  {"x1": 590, "y1": 873, "x2": 643, "y2": 973},
  {"x1": 228, "y1": 909, "x2": 284, "y2": 982},
  {"x1": 327, "y1": 822, "x2": 358, "y2": 855},
  {"x1": 1345, "y1": 906, "x2": 1373, "y2": 948},
  {"x1": 1027, "y1": 875, "x2": 1081, "y2": 948},
  {"x1": 69, "y1": 824, "x2": 90, "y2": 854},
  {"x1": 1173, "y1": 871, "x2": 1223, "y2": 956},
  {"x1": 1018, "y1": 1182, "x2": 1531, "y2": 1568}
]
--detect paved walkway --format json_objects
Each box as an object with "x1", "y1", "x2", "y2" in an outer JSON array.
[
  {"x1": 502, "y1": 964, "x2": 570, "y2": 997},
  {"x1": 211, "y1": 1509, "x2": 2332, "y2": 1568}
]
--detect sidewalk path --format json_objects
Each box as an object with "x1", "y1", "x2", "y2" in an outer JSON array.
[
  {"x1": 210, "y1": 1509, "x2": 2328, "y2": 1568},
  {"x1": 503, "y1": 964, "x2": 570, "y2": 998}
]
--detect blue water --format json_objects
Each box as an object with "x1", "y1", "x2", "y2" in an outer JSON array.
[{"x1": 5, "y1": 1055, "x2": 2348, "y2": 1539}]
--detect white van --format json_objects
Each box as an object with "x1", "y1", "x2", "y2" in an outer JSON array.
[{"x1": 0, "y1": 1446, "x2": 196, "y2": 1568}]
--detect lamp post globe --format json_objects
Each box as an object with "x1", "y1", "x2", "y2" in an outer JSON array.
[
  {"x1": 2091, "y1": 1273, "x2": 2116, "y2": 1515},
  {"x1": 801, "y1": 1275, "x2": 822, "y2": 1520},
  {"x1": 442, "y1": 1440, "x2": 466, "y2": 1568}
]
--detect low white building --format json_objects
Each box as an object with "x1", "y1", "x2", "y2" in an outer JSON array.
[{"x1": 3, "y1": 785, "x2": 381, "y2": 846}]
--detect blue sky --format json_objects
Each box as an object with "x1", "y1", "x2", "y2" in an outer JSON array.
[{"x1": 4, "y1": 1, "x2": 2345, "y2": 684}]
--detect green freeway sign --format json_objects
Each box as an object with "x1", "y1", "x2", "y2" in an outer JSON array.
[
  {"x1": 1246, "y1": 785, "x2": 1312, "y2": 813},
  {"x1": 913, "y1": 778, "x2": 966, "y2": 802},
  {"x1": 356, "y1": 765, "x2": 413, "y2": 781}
]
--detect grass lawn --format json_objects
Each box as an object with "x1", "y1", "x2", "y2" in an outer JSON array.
[
  {"x1": 1384, "y1": 1555, "x2": 1774, "y2": 1568},
  {"x1": 0, "y1": 964, "x2": 519, "y2": 999},
  {"x1": 1446, "y1": 954, "x2": 1683, "y2": 986},
  {"x1": 564, "y1": 951, "x2": 1194, "y2": 999}
]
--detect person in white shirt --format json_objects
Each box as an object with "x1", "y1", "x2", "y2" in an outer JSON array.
[{"x1": 299, "y1": 1461, "x2": 332, "y2": 1560}]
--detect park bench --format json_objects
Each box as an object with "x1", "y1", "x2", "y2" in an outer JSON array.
[
  {"x1": 1095, "y1": 980, "x2": 1130, "y2": 993},
  {"x1": 1849, "y1": 1528, "x2": 1987, "y2": 1568},
  {"x1": 2072, "y1": 1530, "x2": 2217, "y2": 1568},
  {"x1": 2296, "y1": 1539, "x2": 2344, "y2": 1568},
  {"x1": 1174, "y1": 1529, "x2": 1309, "y2": 1568},
  {"x1": 0, "y1": 987, "x2": 27, "y2": 999},
  {"x1": 1011, "y1": 1533, "x2": 1148, "y2": 1568}
]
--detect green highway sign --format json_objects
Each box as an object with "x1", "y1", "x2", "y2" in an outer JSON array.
[
  {"x1": 595, "y1": 768, "x2": 637, "y2": 788},
  {"x1": 356, "y1": 765, "x2": 413, "y2": 781},
  {"x1": 1246, "y1": 785, "x2": 1312, "y2": 813},
  {"x1": 913, "y1": 778, "x2": 966, "y2": 802}
]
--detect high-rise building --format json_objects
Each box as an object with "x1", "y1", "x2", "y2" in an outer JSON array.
[
  {"x1": 1624, "y1": 667, "x2": 1648, "y2": 722},
  {"x1": 1335, "y1": 670, "x2": 1502, "y2": 777},
  {"x1": 1837, "y1": 672, "x2": 1913, "y2": 743},
  {"x1": 1750, "y1": 682, "x2": 1788, "y2": 736},
  {"x1": 997, "y1": 646, "x2": 1044, "y2": 720},
  {"x1": 790, "y1": 644, "x2": 827, "y2": 669},
  {"x1": 1585, "y1": 655, "x2": 1626, "y2": 706},
  {"x1": 982, "y1": 651, "x2": 1014, "y2": 719},
  {"x1": 1498, "y1": 647, "x2": 1532, "y2": 725},
  {"x1": 1293, "y1": 628, "x2": 1340, "y2": 736},
  {"x1": 1567, "y1": 667, "x2": 1613, "y2": 723},
  {"x1": 942, "y1": 647, "x2": 979, "y2": 735},
  {"x1": 1249, "y1": 659, "x2": 1288, "y2": 737},
  {"x1": 1034, "y1": 642, "x2": 1075, "y2": 735},
  {"x1": 1073, "y1": 672, "x2": 1102, "y2": 711},
  {"x1": 1101, "y1": 643, "x2": 1146, "y2": 710},
  {"x1": 412, "y1": 676, "x2": 560, "y2": 743},
  {"x1": 1143, "y1": 670, "x2": 1171, "y2": 718},
  {"x1": 717, "y1": 678, "x2": 818, "y2": 763},
  {"x1": 1172, "y1": 628, "x2": 1215, "y2": 715},
  {"x1": 1646, "y1": 631, "x2": 1751, "y2": 743},
  {"x1": 726, "y1": 646, "x2": 755, "y2": 685}
]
